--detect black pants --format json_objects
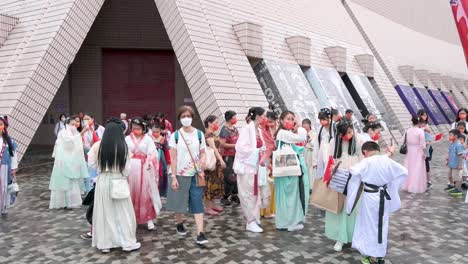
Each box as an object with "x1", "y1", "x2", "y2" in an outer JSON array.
[
  {"x1": 425, "y1": 157, "x2": 430, "y2": 173},
  {"x1": 223, "y1": 156, "x2": 238, "y2": 198}
]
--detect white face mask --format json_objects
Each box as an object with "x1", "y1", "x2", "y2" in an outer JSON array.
[{"x1": 180, "y1": 117, "x2": 192, "y2": 127}]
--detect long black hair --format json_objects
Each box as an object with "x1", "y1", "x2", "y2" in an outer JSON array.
[
  {"x1": 318, "y1": 108, "x2": 332, "y2": 147},
  {"x1": 0, "y1": 116, "x2": 14, "y2": 157},
  {"x1": 98, "y1": 119, "x2": 128, "y2": 173},
  {"x1": 417, "y1": 109, "x2": 430, "y2": 125},
  {"x1": 154, "y1": 112, "x2": 167, "y2": 130},
  {"x1": 274, "y1": 111, "x2": 294, "y2": 138},
  {"x1": 204, "y1": 115, "x2": 217, "y2": 129},
  {"x1": 130, "y1": 117, "x2": 147, "y2": 133},
  {"x1": 363, "y1": 121, "x2": 382, "y2": 133},
  {"x1": 455, "y1": 108, "x2": 468, "y2": 123},
  {"x1": 333, "y1": 120, "x2": 356, "y2": 159},
  {"x1": 246, "y1": 107, "x2": 265, "y2": 124}
]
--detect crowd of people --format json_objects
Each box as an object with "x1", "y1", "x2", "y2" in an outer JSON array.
[{"x1": 1, "y1": 105, "x2": 467, "y2": 264}]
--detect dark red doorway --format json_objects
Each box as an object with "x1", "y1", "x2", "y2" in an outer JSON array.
[{"x1": 102, "y1": 49, "x2": 175, "y2": 123}]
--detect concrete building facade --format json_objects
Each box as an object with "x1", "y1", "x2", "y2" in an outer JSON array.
[{"x1": 0, "y1": 0, "x2": 466, "y2": 161}]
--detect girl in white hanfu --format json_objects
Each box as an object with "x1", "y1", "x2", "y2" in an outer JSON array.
[
  {"x1": 125, "y1": 118, "x2": 161, "y2": 230},
  {"x1": 49, "y1": 117, "x2": 89, "y2": 209},
  {"x1": 89, "y1": 120, "x2": 141, "y2": 253},
  {"x1": 346, "y1": 141, "x2": 407, "y2": 264},
  {"x1": 312, "y1": 109, "x2": 333, "y2": 180},
  {"x1": 82, "y1": 113, "x2": 105, "y2": 193}
]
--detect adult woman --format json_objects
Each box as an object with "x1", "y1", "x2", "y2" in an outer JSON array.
[
  {"x1": 54, "y1": 114, "x2": 67, "y2": 137},
  {"x1": 219, "y1": 110, "x2": 240, "y2": 206},
  {"x1": 49, "y1": 116, "x2": 89, "y2": 209},
  {"x1": 313, "y1": 108, "x2": 333, "y2": 179},
  {"x1": 360, "y1": 121, "x2": 382, "y2": 144},
  {"x1": 452, "y1": 108, "x2": 467, "y2": 130},
  {"x1": 260, "y1": 111, "x2": 278, "y2": 218},
  {"x1": 203, "y1": 115, "x2": 226, "y2": 215},
  {"x1": 234, "y1": 107, "x2": 271, "y2": 233},
  {"x1": 125, "y1": 118, "x2": 161, "y2": 230},
  {"x1": 401, "y1": 116, "x2": 427, "y2": 194},
  {"x1": 89, "y1": 119, "x2": 140, "y2": 253},
  {"x1": 150, "y1": 123, "x2": 171, "y2": 197},
  {"x1": 167, "y1": 106, "x2": 208, "y2": 244},
  {"x1": 325, "y1": 120, "x2": 362, "y2": 252},
  {"x1": 82, "y1": 113, "x2": 106, "y2": 192},
  {"x1": 417, "y1": 109, "x2": 431, "y2": 133},
  {"x1": 74, "y1": 115, "x2": 83, "y2": 132},
  {"x1": 274, "y1": 111, "x2": 309, "y2": 231},
  {"x1": 302, "y1": 118, "x2": 316, "y2": 192},
  {"x1": 0, "y1": 116, "x2": 18, "y2": 215}
]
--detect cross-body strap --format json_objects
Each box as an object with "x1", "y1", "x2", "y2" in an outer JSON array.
[{"x1": 179, "y1": 129, "x2": 200, "y2": 172}]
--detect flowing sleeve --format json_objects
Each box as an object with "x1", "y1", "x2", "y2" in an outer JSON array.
[
  {"x1": 11, "y1": 141, "x2": 18, "y2": 170},
  {"x1": 346, "y1": 159, "x2": 366, "y2": 214},
  {"x1": 312, "y1": 132, "x2": 320, "y2": 167},
  {"x1": 387, "y1": 159, "x2": 408, "y2": 212},
  {"x1": 276, "y1": 128, "x2": 307, "y2": 144},
  {"x1": 235, "y1": 124, "x2": 253, "y2": 161},
  {"x1": 122, "y1": 151, "x2": 132, "y2": 177},
  {"x1": 87, "y1": 141, "x2": 100, "y2": 170}
]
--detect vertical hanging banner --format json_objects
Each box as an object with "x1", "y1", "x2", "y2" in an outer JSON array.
[{"x1": 451, "y1": 0, "x2": 468, "y2": 66}]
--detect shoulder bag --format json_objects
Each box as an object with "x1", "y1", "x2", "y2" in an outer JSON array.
[
  {"x1": 179, "y1": 130, "x2": 206, "y2": 187},
  {"x1": 399, "y1": 132, "x2": 407, "y2": 155}
]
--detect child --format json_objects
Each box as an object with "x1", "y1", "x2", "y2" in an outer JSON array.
[
  {"x1": 420, "y1": 120, "x2": 432, "y2": 189},
  {"x1": 150, "y1": 123, "x2": 171, "y2": 197},
  {"x1": 458, "y1": 135, "x2": 468, "y2": 190},
  {"x1": 302, "y1": 118, "x2": 316, "y2": 193},
  {"x1": 446, "y1": 130, "x2": 464, "y2": 197},
  {"x1": 346, "y1": 141, "x2": 408, "y2": 264},
  {"x1": 312, "y1": 108, "x2": 333, "y2": 180},
  {"x1": 457, "y1": 121, "x2": 468, "y2": 137}
]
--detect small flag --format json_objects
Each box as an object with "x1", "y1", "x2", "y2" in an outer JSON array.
[{"x1": 435, "y1": 133, "x2": 443, "y2": 141}]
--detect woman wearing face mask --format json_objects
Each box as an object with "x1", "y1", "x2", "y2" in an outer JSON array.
[
  {"x1": 150, "y1": 123, "x2": 171, "y2": 197},
  {"x1": 49, "y1": 116, "x2": 90, "y2": 209},
  {"x1": 452, "y1": 108, "x2": 468, "y2": 130},
  {"x1": 125, "y1": 118, "x2": 161, "y2": 231},
  {"x1": 360, "y1": 121, "x2": 382, "y2": 144},
  {"x1": 167, "y1": 106, "x2": 208, "y2": 244},
  {"x1": 417, "y1": 109, "x2": 431, "y2": 133},
  {"x1": 273, "y1": 111, "x2": 309, "y2": 232},
  {"x1": 88, "y1": 119, "x2": 141, "y2": 253},
  {"x1": 325, "y1": 120, "x2": 363, "y2": 252},
  {"x1": 233, "y1": 107, "x2": 270, "y2": 233},
  {"x1": 203, "y1": 115, "x2": 227, "y2": 215},
  {"x1": 312, "y1": 109, "x2": 333, "y2": 180},
  {"x1": 0, "y1": 116, "x2": 18, "y2": 215},
  {"x1": 219, "y1": 110, "x2": 240, "y2": 206},
  {"x1": 82, "y1": 113, "x2": 105, "y2": 193},
  {"x1": 302, "y1": 118, "x2": 316, "y2": 193},
  {"x1": 55, "y1": 114, "x2": 67, "y2": 137},
  {"x1": 260, "y1": 111, "x2": 278, "y2": 218}
]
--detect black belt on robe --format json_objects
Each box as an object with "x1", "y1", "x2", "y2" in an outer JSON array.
[{"x1": 363, "y1": 183, "x2": 391, "y2": 244}]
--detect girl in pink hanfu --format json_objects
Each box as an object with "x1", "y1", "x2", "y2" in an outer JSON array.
[
  {"x1": 402, "y1": 116, "x2": 427, "y2": 194},
  {"x1": 126, "y1": 118, "x2": 161, "y2": 230}
]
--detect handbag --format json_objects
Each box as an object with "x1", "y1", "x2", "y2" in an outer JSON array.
[
  {"x1": 329, "y1": 168, "x2": 350, "y2": 194},
  {"x1": 111, "y1": 177, "x2": 130, "y2": 199},
  {"x1": 310, "y1": 178, "x2": 345, "y2": 214},
  {"x1": 205, "y1": 147, "x2": 217, "y2": 171},
  {"x1": 399, "y1": 132, "x2": 407, "y2": 155},
  {"x1": 10, "y1": 182, "x2": 19, "y2": 193},
  {"x1": 272, "y1": 143, "x2": 302, "y2": 177},
  {"x1": 180, "y1": 130, "x2": 206, "y2": 187}
]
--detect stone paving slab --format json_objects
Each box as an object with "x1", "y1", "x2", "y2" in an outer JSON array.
[{"x1": 1, "y1": 143, "x2": 467, "y2": 263}]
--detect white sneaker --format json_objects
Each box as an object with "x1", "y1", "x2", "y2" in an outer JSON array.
[
  {"x1": 287, "y1": 224, "x2": 304, "y2": 232},
  {"x1": 147, "y1": 221, "x2": 155, "y2": 230},
  {"x1": 246, "y1": 222, "x2": 263, "y2": 233},
  {"x1": 123, "y1": 242, "x2": 141, "y2": 252},
  {"x1": 101, "y1": 249, "x2": 110, "y2": 253},
  {"x1": 333, "y1": 241, "x2": 344, "y2": 252}
]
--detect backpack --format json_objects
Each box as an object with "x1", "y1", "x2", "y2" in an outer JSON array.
[{"x1": 174, "y1": 129, "x2": 203, "y2": 145}]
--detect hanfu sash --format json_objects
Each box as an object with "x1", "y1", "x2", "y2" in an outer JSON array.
[{"x1": 363, "y1": 183, "x2": 391, "y2": 244}]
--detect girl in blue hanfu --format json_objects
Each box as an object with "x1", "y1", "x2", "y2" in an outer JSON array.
[
  {"x1": 49, "y1": 116, "x2": 89, "y2": 209},
  {"x1": 0, "y1": 116, "x2": 18, "y2": 215},
  {"x1": 347, "y1": 141, "x2": 407, "y2": 264}
]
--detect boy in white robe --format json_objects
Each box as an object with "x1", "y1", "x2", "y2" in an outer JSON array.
[{"x1": 346, "y1": 141, "x2": 408, "y2": 264}]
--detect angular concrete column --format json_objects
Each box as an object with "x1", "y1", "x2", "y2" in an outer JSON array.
[
  {"x1": 355, "y1": 54, "x2": 374, "y2": 78},
  {"x1": 233, "y1": 22, "x2": 263, "y2": 59},
  {"x1": 325, "y1": 46, "x2": 347, "y2": 72},
  {"x1": 286, "y1": 36, "x2": 311, "y2": 67},
  {"x1": 0, "y1": 14, "x2": 18, "y2": 47},
  {"x1": 398, "y1": 65, "x2": 414, "y2": 85}
]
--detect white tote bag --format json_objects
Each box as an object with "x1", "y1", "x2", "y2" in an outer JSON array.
[
  {"x1": 205, "y1": 146, "x2": 217, "y2": 171},
  {"x1": 272, "y1": 144, "x2": 302, "y2": 177},
  {"x1": 111, "y1": 177, "x2": 130, "y2": 199}
]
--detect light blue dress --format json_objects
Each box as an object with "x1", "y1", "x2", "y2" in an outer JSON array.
[{"x1": 274, "y1": 128, "x2": 310, "y2": 229}]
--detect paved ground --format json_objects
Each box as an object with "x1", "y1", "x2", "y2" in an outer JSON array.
[{"x1": 1, "y1": 143, "x2": 467, "y2": 264}]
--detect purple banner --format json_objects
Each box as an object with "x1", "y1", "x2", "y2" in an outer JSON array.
[
  {"x1": 428, "y1": 89, "x2": 456, "y2": 123},
  {"x1": 395, "y1": 85, "x2": 425, "y2": 116},
  {"x1": 413, "y1": 87, "x2": 447, "y2": 125},
  {"x1": 441, "y1": 91, "x2": 459, "y2": 114}
]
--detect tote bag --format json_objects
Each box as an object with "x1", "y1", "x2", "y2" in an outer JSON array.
[
  {"x1": 111, "y1": 177, "x2": 130, "y2": 200},
  {"x1": 310, "y1": 178, "x2": 345, "y2": 214},
  {"x1": 272, "y1": 143, "x2": 302, "y2": 177},
  {"x1": 205, "y1": 147, "x2": 217, "y2": 171}
]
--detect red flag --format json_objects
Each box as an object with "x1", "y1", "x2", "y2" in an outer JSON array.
[
  {"x1": 323, "y1": 155, "x2": 335, "y2": 185},
  {"x1": 435, "y1": 133, "x2": 443, "y2": 141},
  {"x1": 451, "y1": 0, "x2": 468, "y2": 66}
]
